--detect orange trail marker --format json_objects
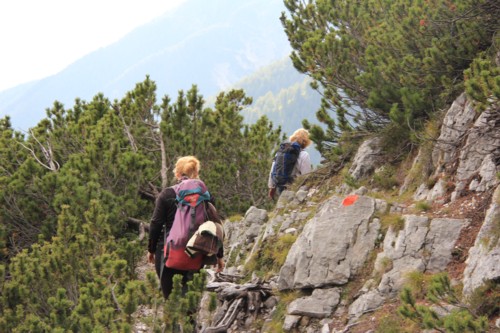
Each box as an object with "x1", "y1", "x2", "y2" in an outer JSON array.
[{"x1": 342, "y1": 194, "x2": 359, "y2": 206}]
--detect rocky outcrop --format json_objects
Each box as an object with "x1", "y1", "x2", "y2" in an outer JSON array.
[
  {"x1": 463, "y1": 185, "x2": 500, "y2": 296},
  {"x1": 223, "y1": 206, "x2": 268, "y2": 272},
  {"x1": 452, "y1": 107, "x2": 500, "y2": 200},
  {"x1": 202, "y1": 93, "x2": 499, "y2": 332},
  {"x1": 431, "y1": 93, "x2": 477, "y2": 171},
  {"x1": 287, "y1": 288, "x2": 341, "y2": 319},
  {"x1": 349, "y1": 137, "x2": 384, "y2": 180},
  {"x1": 414, "y1": 93, "x2": 500, "y2": 202},
  {"x1": 347, "y1": 215, "x2": 469, "y2": 321},
  {"x1": 278, "y1": 195, "x2": 381, "y2": 290}
]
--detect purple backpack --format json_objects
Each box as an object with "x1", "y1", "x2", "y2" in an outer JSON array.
[{"x1": 163, "y1": 178, "x2": 211, "y2": 271}]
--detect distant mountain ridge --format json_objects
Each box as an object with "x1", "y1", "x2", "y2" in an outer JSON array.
[{"x1": 0, "y1": 0, "x2": 293, "y2": 130}]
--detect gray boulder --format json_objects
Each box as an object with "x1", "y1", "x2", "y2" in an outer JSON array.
[
  {"x1": 375, "y1": 215, "x2": 469, "y2": 296},
  {"x1": 432, "y1": 93, "x2": 477, "y2": 171},
  {"x1": 463, "y1": 185, "x2": 500, "y2": 296},
  {"x1": 349, "y1": 137, "x2": 383, "y2": 180},
  {"x1": 287, "y1": 288, "x2": 341, "y2": 319},
  {"x1": 452, "y1": 106, "x2": 500, "y2": 199},
  {"x1": 278, "y1": 195, "x2": 381, "y2": 290}
]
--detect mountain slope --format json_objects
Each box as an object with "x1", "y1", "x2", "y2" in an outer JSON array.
[{"x1": 0, "y1": 0, "x2": 291, "y2": 131}]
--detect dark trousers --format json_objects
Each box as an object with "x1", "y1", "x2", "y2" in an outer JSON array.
[
  {"x1": 277, "y1": 185, "x2": 287, "y2": 197},
  {"x1": 155, "y1": 242, "x2": 195, "y2": 299}
]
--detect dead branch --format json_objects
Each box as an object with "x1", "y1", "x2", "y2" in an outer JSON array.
[
  {"x1": 202, "y1": 298, "x2": 244, "y2": 333},
  {"x1": 160, "y1": 134, "x2": 168, "y2": 188},
  {"x1": 110, "y1": 282, "x2": 122, "y2": 313},
  {"x1": 127, "y1": 217, "x2": 150, "y2": 240},
  {"x1": 19, "y1": 130, "x2": 60, "y2": 171},
  {"x1": 138, "y1": 223, "x2": 146, "y2": 241}
]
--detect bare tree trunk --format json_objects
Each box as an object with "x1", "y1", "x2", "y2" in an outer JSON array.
[{"x1": 160, "y1": 134, "x2": 168, "y2": 188}]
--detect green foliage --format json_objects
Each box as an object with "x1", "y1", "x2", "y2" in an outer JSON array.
[
  {"x1": 464, "y1": 51, "x2": 500, "y2": 111},
  {"x1": 245, "y1": 233, "x2": 297, "y2": 278},
  {"x1": 376, "y1": 314, "x2": 415, "y2": 333},
  {"x1": 380, "y1": 213, "x2": 405, "y2": 233},
  {"x1": 163, "y1": 271, "x2": 207, "y2": 333},
  {"x1": 415, "y1": 201, "x2": 431, "y2": 212},
  {"x1": 372, "y1": 165, "x2": 399, "y2": 190},
  {"x1": 0, "y1": 77, "x2": 283, "y2": 330},
  {"x1": 208, "y1": 292, "x2": 218, "y2": 312},
  {"x1": 281, "y1": 0, "x2": 499, "y2": 158},
  {"x1": 343, "y1": 173, "x2": 359, "y2": 189},
  {"x1": 398, "y1": 273, "x2": 489, "y2": 332},
  {"x1": 467, "y1": 279, "x2": 500, "y2": 318},
  {"x1": 404, "y1": 271, "x2": 430, "y2": 300}
]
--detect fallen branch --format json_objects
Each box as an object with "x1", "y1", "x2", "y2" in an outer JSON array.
[
  {"x1": 202, "y1": 277, "x2": 274, "y2": 331},
  {"x1": 202, "y1": 298, "x2": 244, "y2": 333},
  {"x1": 127, "y1": 217, "x2": 149, "y2": 232}
]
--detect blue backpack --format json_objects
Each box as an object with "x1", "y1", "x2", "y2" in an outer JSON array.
[{"x1": 271, "y1": 141, "x2": 301, "y2": 187}]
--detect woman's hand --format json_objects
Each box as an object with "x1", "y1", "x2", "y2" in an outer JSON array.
[
  {"x1": 216, "y1": 258, "x2": 225, "y2": 273},
  {"x1": 268, "y1": 187, "x2": 276, "y2": 200}
]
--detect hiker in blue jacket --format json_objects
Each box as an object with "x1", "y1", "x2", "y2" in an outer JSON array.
[
  {"x1": 147, "y1": 156, "x2": 224, "y2": 299},
  {"x1": 268, "y1": 128, "x2": 312, "y2": 199}
]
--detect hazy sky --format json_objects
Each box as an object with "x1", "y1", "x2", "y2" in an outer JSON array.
[{"x1": 0, "y1": 0, "x2": 186, "y2": 91}]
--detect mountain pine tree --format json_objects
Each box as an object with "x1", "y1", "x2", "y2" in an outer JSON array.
[{"x1": 281, "y1": 0, "x2": 499, "y2": 157}]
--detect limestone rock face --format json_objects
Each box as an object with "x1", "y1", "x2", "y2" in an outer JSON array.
[
  {"x1": 431, "y1": 93, "x2": 477, "y2": 170},
  {"x1": 403, "y1": 93, "x2": 499, "y2": 204},
  {"x1": 463, "y1": 185, "x2": 500, "y2": 296},
  {"x1": 206, "y1": 93, "x2": 498, "y2": 332},
  {"x1": 277, "y1": 195, "x2": 381, "y2": 290},
  {"x1": 376, "y1": 215, "x2": 469, "y2": 296},
  {"x1": 347, "y1": 215, "x2": 469, "y2": 321},
  {"x1": 287, "y1": 288, "x2": 341, "y2": 319},
  {"x1": 452, "y1": 107, "x2": 500, "y2": 200},
  {"x1": 224, "y1": 206, "x2": 268, "y2": 269},
  {"x1": 349, "y1": 137, "x2": 383, "y2": 180}
]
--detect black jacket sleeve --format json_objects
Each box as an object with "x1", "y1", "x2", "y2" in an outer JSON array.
[{"x1": 148, "y1": 187, "x2": 177, "y2": 253}]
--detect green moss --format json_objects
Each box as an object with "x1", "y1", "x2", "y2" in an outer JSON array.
[
  {"x1": 403, "y1": 271, "x2": 430, "y2": 300},
  {"x1": 227, "y1": 214, "x2": 243, "y2": 223},
  {"x1": 373, "y1": 165, "x2": 399, "y2": 190},
  {"x1": 380, "y1": 213, "x2": 405, "y2": 233},
  {"x1": 263, "y1": 291, "x2": 301, "y2": 333},
  {"x1": 414, "y1": 201, "x2": 431, "y2": 212},
  {"x1": 243, "y1": 233, "x2": 297, "y2": 279}
]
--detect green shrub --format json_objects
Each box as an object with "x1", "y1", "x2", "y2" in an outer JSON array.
[
  {"x1": 376, "y1": 314, "x2": 414, "y2": 333},
  {"x1": 245, "y1": 233, "x2": 297, "y2": 278},
  {"x1": 415, "y1": 201, "x2": 431, "y2": 212},
  {"x1": 399, "y1": 273, "x2": 489, "y2": 333},
  {"x1": 381, "y1": 213, "x2": 405, "y2": 233},
  {"x1": 403, "y1": 271, "x2": 429, "y2": 300},
  {"x1": 373, "y1": 166, "x2": 399, "y2": 190},
  {"x1": 467, "y1": 279, "x2": 500, "y2": 318}
]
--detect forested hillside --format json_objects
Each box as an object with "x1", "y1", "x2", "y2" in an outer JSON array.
[
  {"x1": 282, "y1": 0, "x2": 499, "y2": 158},
  {"x1": 232, "y1": 57, "x2": 323, "y2": 164},
  {"x1": 0, "y1": 0, "x2": 499, "y2": 332},
  {"x1": 0, "y1": 80, "x2": 282, "y2": 331}
]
